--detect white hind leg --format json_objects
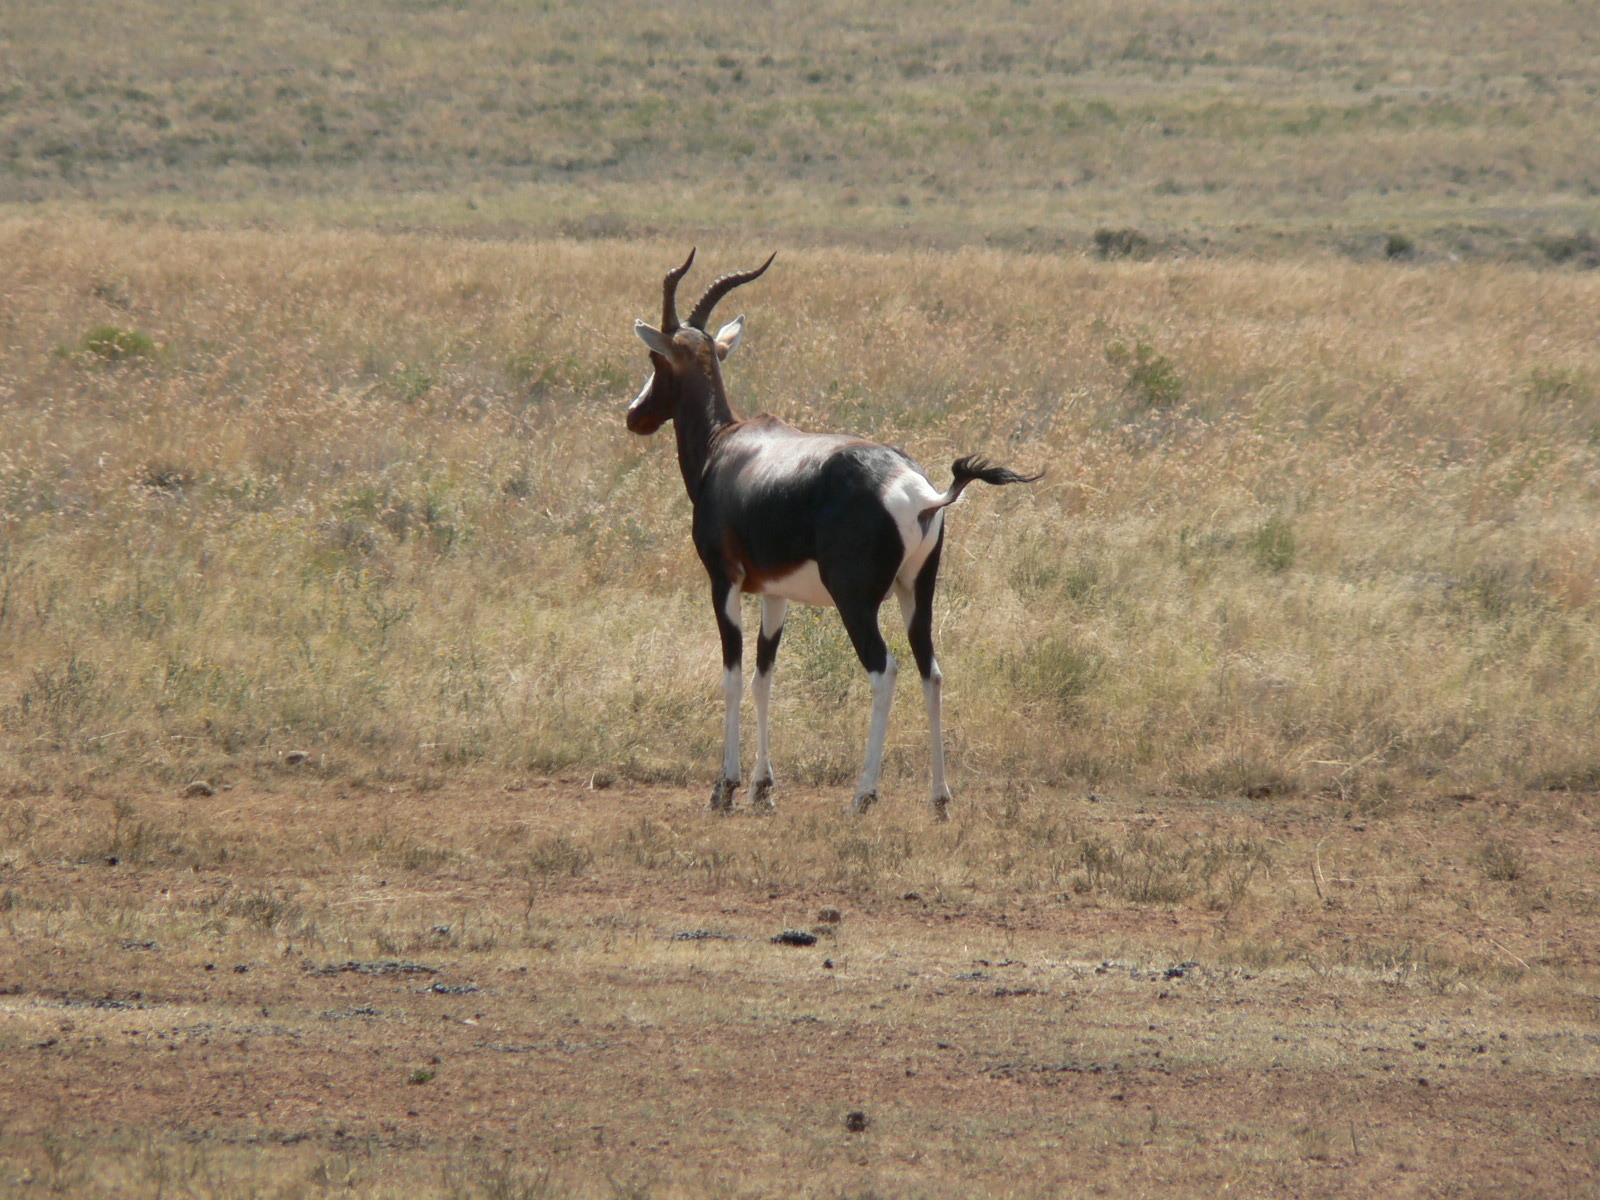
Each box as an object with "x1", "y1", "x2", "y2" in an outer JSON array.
[{"x1": 897, "y1": 554, "x2": 952, "y2": 822}]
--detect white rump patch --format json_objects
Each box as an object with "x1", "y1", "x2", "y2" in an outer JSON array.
[{"x1": 881, "y1": 467, "x2": 947, "y2": 580}]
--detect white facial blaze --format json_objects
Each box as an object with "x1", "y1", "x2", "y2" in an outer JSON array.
[{"x1": 627, "y1": 374, "x2": 653, "y2": 419}]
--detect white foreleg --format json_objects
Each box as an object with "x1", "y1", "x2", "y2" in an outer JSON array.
[
  {"x1": 711, "y1": 585, "x2": 743, "y2": 812},
  {"x1": 720, "y1": 665, "x2": 742, "y2": 798},
  {"x1": 750, "y1": 596, "x2": 787, "y2": 810}
]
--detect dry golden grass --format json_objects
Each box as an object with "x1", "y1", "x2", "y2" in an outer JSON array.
[{"x1": 1, "y1": 217, "x2": 1598, "y2": 804}]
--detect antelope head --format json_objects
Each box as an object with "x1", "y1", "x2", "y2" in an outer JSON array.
[{"x1": 625, "y1": 249, "x2": 774, "y2": 435}]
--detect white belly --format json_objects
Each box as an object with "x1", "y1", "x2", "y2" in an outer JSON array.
[{"x1": 753, "y1": 560, "x2": 835, "y2": 608}]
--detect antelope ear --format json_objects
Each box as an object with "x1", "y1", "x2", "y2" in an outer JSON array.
[
  {"x1": 634, "y1": 320, "x2": 674, "y2": 357},
  {"x1": 713, "y1": 314, "x2": 745, "y2": 360}
]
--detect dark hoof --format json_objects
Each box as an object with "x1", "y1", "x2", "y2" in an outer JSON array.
[
  {"x1": 709, "y1": 780, "x2": 738, "y2": 812},
  {"x1": 850, "y1": 791, "x2": 877, "y2": 816},
  {"x1": 750, "y1": 778, "x2": 775, "y2": 811}
]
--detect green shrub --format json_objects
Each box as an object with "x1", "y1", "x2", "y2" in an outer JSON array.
[
  {"x1": 1249, "y1": 515, "x2": 1297, "y2": 573},
  {"x1": 1093, "y1": 227, "x2": 1151, "y2": 260},
  {"x1": 1534, "y1": 230, "x2": 1600, "y2": 267},
  {"x1": 1523, "y1": 366, "x2": 1591, "y2": 405},
  {"x1": 1106, "y1": 338, "x2": 1183, "y2": 408},
  {"x1": 79, "y1": 326, "x2": 155, "y2": 362}
]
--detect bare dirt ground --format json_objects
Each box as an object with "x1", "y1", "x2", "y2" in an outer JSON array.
[{"x1": 2, "y1": 776, "x2": 1598, "y2": 1198}]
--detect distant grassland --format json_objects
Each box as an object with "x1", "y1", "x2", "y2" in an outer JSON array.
[
  {"x1": 2, "y1": 218, "x2": 1598, "y2": 803},
  {"x1": 2, "y1": 0, "x2": 1599, "y2": 253}
]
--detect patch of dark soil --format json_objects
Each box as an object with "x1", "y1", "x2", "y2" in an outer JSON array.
[{"x1": 307, "y1": 960, "x2": 439, "y2": 977}]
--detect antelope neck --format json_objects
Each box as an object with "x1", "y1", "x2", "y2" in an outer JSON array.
[{"x1": 672, "y1": 358, "x2": 740, "y2": 501}]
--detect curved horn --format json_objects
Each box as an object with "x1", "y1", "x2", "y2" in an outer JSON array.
[
  {"x1": 662, "y1": 248, "x2": 696, "y2": 334},
  {"x1": 687, "y1": 252, "x2": 776, "y2": 331}
]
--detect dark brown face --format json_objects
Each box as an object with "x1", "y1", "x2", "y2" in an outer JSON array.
[
  {"x1": 625, "y1": 352, "x2": 674, "y2": 435},
  {"x1": 626, "y1": 324, "x2": 733, "y2": 435}
]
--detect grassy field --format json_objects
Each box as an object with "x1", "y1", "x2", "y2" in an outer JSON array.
[
  {"x1": 2, "y1": 219, "x2": 1598, "y2": 799},
  {"x1": 3, "y1": 214, "x2": 1598, "y2": 1200},
  {"x1": 3, "y1": 0, "x2": 1599, "y2": 254},
  {"x1": 2, "y1": 0, "x2": 1599, "y2": 1196}
]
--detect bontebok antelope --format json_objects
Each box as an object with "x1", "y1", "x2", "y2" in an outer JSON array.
[{"x1": 626, "y1": 250, "x2": 1041, "y2": 819}]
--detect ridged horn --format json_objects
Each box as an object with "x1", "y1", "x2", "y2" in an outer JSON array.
[
  {"x1": 687, "y1": 252, "x2": 775, "y2": 331},
  {"x1": 661, "y1": 248, "x2": 696, "y2": 334}
]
